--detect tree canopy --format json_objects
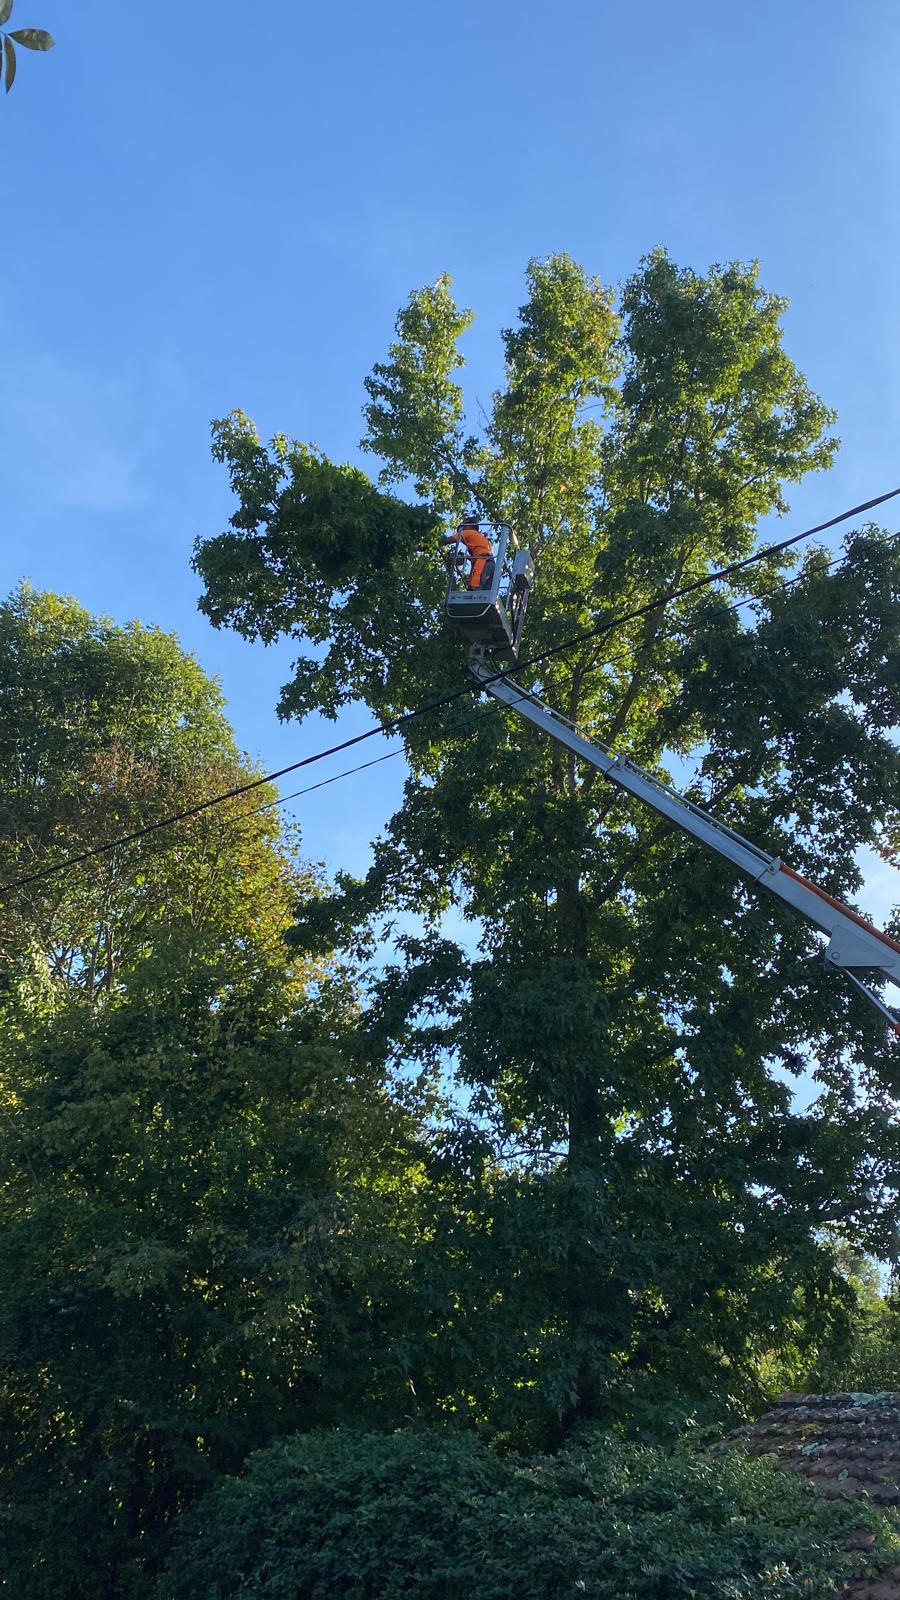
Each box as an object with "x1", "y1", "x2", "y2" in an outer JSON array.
[
  {"x1": 0, "y1": 585, "x2": 307, "y2": 1017},
  {"x1": 196, "y1": 249, "x2": 900, "y2": 1432}
]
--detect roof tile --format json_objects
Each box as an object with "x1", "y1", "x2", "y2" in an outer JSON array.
[{"x1": 717, "y1": 1392, "x2": 900, "y2": 1596}]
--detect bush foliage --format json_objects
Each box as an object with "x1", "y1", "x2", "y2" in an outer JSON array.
[{"x1": 160, "y1": 1427, "x2": 897, "y2": 1600}]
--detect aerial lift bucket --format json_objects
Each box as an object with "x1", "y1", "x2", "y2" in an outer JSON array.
[{"x1": 445, "y1": 521, "x2": 533, "y2": 659}]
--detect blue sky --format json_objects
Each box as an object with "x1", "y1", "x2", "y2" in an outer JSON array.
[{"x1": 3, "y1": 0, "x2": 899, "y2": 933}]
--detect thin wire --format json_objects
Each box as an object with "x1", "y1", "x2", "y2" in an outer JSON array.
[
  {"x1": 251, "y1": 683, "x2": 545, "y2": 818},
  {"x1": 2, "y1": 485, "x2": 898, "y2": 894},
  {"x1": 253, "y1": 746, "x2": 405, "y2": 815},
  {"x1": 0, "y1": 547, "x2": 853, "y2": 762},
  {"x1": 236, "y1": 541, "x2": 889, "y2": 823}
]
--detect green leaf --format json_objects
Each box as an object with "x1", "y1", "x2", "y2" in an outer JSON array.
[
  {"x1": 8, "y1": 27, "x2": 53, "y2": 49},
  {"x1": 3, "y1": 36, "x2": 16, "y2": 92},
  {"x1": 0, "y1": 1, "x2": 14, "y2": 27}
]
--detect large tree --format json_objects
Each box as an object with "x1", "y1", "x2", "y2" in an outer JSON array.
[{"x1": 195, "y1": 250, "x2": 900, "y2": 1432}]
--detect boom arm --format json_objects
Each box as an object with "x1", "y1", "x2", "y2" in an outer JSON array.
[{"x1": 470, "y1": 655, "x2": 900, "y2": 1029}]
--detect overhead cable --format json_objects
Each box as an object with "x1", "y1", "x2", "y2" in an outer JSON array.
[{"x1": 2, "y1": 484, "x2": 898, "y2": 894}]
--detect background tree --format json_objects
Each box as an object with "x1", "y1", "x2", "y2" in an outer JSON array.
[
  {"x1": 0, "y1": 977, "x2": 427, "y2": 1598},
  {"x1": 195, "y1": 250, "x2": 900, "y2": 1434},
  {"x1": 0, "y1": 585, "x2": 305, "y2": 1016},
  {"x1": 0, "y1": 591, "x2": 426, "y2": 1596}
]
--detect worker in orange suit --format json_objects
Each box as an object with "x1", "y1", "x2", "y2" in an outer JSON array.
[{"x1": 443, "y1": 518, "x2": 495, "y2": 590}]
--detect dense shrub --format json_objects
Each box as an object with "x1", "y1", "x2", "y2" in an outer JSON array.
[{"x1": 159, "y1": 1427, "x2": 899, "y2": 1599}]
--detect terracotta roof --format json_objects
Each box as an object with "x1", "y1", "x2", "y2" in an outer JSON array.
[
  {"x1": 719, "y1": 1391, "x2": 900, "y2": 1505},
  {"x1": 714, "y1": 1392, "x2": 900, "y2": 1599}
]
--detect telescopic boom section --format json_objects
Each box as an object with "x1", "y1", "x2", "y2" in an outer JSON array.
[{"x1": 469, "y1": 653, "x2": 900, "y2": 1031}]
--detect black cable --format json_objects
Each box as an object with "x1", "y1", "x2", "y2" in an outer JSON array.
[
  {"x1": 3, "y1": 484, "x2": 898, "y2": 894},
  {"x1": 30, "y1": 533, "x2": 900, "y2": 899},
  {"x1": 250, "y1": 680, "x2": 552, "y2": 821},
  {"x1": 211, "y1": 540, "x2": 892, "y2": 835},
  {"x1": 252, "y1": 747, "x2": 405, "y2": 816}
]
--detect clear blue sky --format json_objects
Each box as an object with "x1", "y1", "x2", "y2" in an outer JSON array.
[{"x1": 3, "y1": 0, "x2": 899, "y2": 918}]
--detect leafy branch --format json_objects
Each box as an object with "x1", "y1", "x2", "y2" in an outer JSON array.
[{"x1": 0, "y1": 0, "x2": 54, "y2": 95}]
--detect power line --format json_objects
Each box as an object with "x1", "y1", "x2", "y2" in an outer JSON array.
[
  {"x1": 300, "y1": 547, "x2": 876, "y2": 806},
  {"x1": 6, "y1": 489, "x2": 898, "y2": 888},
  {"x1": 194, "y1": 537, "x2": 900, "y2": 844},
  {"x1": 252, "y1": 747, "x2": 405, "y2": 816},
  {"x1": 250, "y1": 682, "x2": 549, "y2": 822},
  {"x1": 2, "y1": 484, "x2": 898, "y2": 895}
]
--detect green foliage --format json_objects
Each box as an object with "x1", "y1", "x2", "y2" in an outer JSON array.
[
  {"x1": 0, "y1": 0, "x2": 54, "y2": 94},
  {"x1": 787, "y1": 1249, "x2": 900, "y2": 1396},
  {"x1": 7, "y1": 250, "x2": 900, "y2": 1596},
  {"x1": 0, "y1": 585, "x2": 307, "y2": 1017},
  {"x1": 362, "y1": 275, "x2": 478, "y2": 512},
  {"x1": 160, "y1": 1427, "x2": 899, "y2": 1599},
  {"x1": 7, "y1": 26, "x2": 53, "y2": 47},
  {"x1": 0, "y1": 980, "x2": 422, "y2": 1597},
  {"x1": 0, "y1": 591, "x2": 430, "y2": 1595},
  {"x1": 195, "y1": 249, "x2": 900, "y2": 1435},
  {"x1": 196, "y1": 414, "x2": 440, "y2": 722},
  {"x1": 818, "y1": 1297, "x2": 900, "y2": 1394},
  {"x1": 485, "y1": 253, "x2": 619, "y2": 547}
]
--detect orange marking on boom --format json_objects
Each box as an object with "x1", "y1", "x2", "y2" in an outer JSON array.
[{"x1": 780, "y1": 864, "x2": 900, "y2": 958}]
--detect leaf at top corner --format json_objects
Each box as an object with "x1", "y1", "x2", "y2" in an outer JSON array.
[
  {"x1": 9, "y1": 27, "x2": 54, "y2": 50},
  {"x1": 0, "y1": 0, "x2": 13, "y2": 27},
  {"x1": 3, "y1": 37, "x2": 16, "y2": 92}
]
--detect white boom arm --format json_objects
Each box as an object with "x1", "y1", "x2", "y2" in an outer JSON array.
[{"x1": 470, "y1": 656, "x2": 900, "y2": 1029}]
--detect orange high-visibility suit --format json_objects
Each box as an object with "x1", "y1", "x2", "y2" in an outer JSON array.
[{"x1": 458, "y1": 526, "x2": 494, "y2": 589}]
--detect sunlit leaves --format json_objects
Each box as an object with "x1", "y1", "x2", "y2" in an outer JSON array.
[
  {"x1": 0, "y1": 584, "x2": 313, "y2": 1016},
  {"x1": 196, "y1": 409, "x2": 442, "y2": 722},
  {"x1": 487, "y1": 254, "x2": 620, "y2": 550},
  {"x1": 362, "y1": 275, "x2": 478, "y2": 513},
  {"x1": 0, "y1": 587, "x2": 430, "y2": 1594}
]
